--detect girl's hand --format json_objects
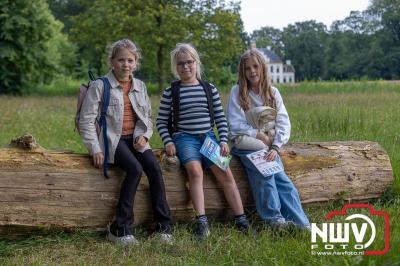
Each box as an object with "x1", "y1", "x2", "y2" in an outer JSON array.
[
  {"x1": 93, "y1": 152, "x2": 104, "y2": 168},
  {"x1": 165, "y1": 143, "x2": 176, "y2": 156},
  {"x1": 220, "y1": 142, "x2": 230, "y2": 157},
  {"x1": 256, "y1": 131, "x2": 272, "y2": 146},
  {"x1": 134, "y1": 135, "x2": 147, "y2": 150},
  {"x1": 265, "y1": 149, "x2": 278, "y2": 162}
]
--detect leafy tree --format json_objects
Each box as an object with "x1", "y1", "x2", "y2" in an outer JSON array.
[
  {"x1": 238, "y1": 17, "x2": 251, "y2": 50},
  {"x1": 188, "y1": 0, "x2": 245, "y2": 86},
  {"x1": 67, "y1": 0, "x2": 136, "y2": 78},
  {"x1": 323, "y1": 31, "x2": 350, "y2": 80},
  {"x1": 47, "y1": 0, "x2": 88, "y2": 33},
  {"x1": 282, "y1": 21, "x2": 328, "y2": 81},
  {"x1": 69, "y1": 0, "x2": 189, "y2": 89},
  {"x1": 325, "y1": 1, "x2": 400, "y2": 80},
  {"x1": 330, "y1": 11, "x2": 378, "y2": 34},
  {"x1": 140, "y1": 0, "x2": 190, "y2": 88},
  {"x1": 0, "y1": 0, "x2": 76, "y2": 94},
  {"x1": 324, "y1": 1, "x2": 400, "y2": 80},
  {"x1": 245, "y1": 0, "x2": 399, "y2": 81},
  {"x1": 69, "y1": 0, "x2": 244, "y2": 90},
  {"x1": 325, "y1": 12, "x2": 377, "y2": 80},
  {"x1": 250, "y1": 26, "x2": 284, "y2": 58},
  {"x1": 368, "y1": 0, "x2": 400, "y2": 79},
  {"x1": 369, "y1": 0, "x2": 400, "y2": 41}
]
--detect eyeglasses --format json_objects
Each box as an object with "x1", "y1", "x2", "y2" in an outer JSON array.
[{"x1": 177, "y1": 60, "x2": 195, "y2": 67}]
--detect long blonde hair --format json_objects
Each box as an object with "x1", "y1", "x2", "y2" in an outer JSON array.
[
  {"x1": 170, "y1": 43, "x2": 202, "y2": 80},
  {"x1": 237, "y1": 49, "x2": 276, "y2": 111}
]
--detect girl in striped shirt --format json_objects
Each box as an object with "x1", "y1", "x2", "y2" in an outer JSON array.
[{"x1": 156, "y1": 43, "x2": 249, "y2": 240}]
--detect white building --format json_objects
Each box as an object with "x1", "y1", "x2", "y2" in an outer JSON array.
[{"x1": 253, "y1": 44, "x2": 295, "y2": 84}]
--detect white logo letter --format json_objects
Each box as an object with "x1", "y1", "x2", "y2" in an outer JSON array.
[
  {"x1": 351, "y1": 223, "x2": 368, "y2": 243},
  {"x1": 329, "y1": 223, "x2": 349, "y2": 243},
  {"x1": 345, "y1": 214, "x2": 376, "y2": 248},
  {"x1": 311, "y1": 223, "x2": 328, "y2": 242}
]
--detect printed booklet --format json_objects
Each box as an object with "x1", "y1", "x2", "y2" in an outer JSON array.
[
  {"x1": 246, "y1": 149, "x2": 283, "y2": 176},
  {"x1": 200, "y1": 136, "x2": 231, "y2": 171}
]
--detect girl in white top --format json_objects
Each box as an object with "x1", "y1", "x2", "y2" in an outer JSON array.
[{"x1": 227, "y1": 49, "x2": 310, "y2": 229}]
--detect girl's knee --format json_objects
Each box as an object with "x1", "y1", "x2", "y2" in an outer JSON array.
[
  {"x1": 217, "y1": 172, "x2": 236, "y2": 187},
  {"x1": 185, "y1": 161, "x2": 203, "y2": 178},
  {"x1": 187, "y1": 172, "x2": 203, "y2": 183},
  {"x1": 147, "y1": 159, "x2": 162, "y2": 174},
  {"x1": 127, "y1": 162, "x2": 143, "y2": 177}
]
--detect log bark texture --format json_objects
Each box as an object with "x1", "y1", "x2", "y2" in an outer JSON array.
[{"x1": 0, "y1": 139, "x2": 393, "y2": 233}]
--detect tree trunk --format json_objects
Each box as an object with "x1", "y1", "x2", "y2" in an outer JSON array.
[
  {"x1": 157, "y1": 44, "x2": 165, "y2": 92},
  {"x1": 156, "y1": 13, "x2": 165, "y2": 92},
  {"x1": 0, "y1": 136, "x2": 393, "y2": 233}
]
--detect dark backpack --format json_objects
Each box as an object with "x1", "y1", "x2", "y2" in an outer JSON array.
[
  {"x1": 75, "y1": 71, "x2": 111, "y2": 178},
  {"x1": 167, "y1": 80, "x2": 214, "y2": 136}
]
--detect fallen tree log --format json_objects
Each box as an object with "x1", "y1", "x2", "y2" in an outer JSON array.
[{"x1": 0, "y1": 135, "x2": 393, "y2": 233}]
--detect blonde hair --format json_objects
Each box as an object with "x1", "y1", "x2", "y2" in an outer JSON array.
[
  {"x1": 108, "y1": 39, "x2": 141, "y2": 70},
  {"x1": 170, "y1": 43, "x2": 202, "y2": 80},
  {"x1": 237, "y1": 49, "x2": 276, "y2": 111}
]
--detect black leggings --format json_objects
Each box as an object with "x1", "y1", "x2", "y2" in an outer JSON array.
[{"x1": 110, "y1": 137, "x2": 171, "y2": 236}]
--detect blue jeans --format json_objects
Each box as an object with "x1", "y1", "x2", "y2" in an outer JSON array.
[
  {"x1": 232, "y1": 147, "x2": 309, "y2": 227},
  {"x1": 173, "y1": 130, "x2": 217, "y2": 168}
]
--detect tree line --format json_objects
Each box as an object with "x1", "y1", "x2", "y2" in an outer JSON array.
[
  {"x1": 0, "y1": 0, "x2": 399, "y2": 95},
  {"x1": 252, "y1": 0, "x2": 400, "y2": 82}
]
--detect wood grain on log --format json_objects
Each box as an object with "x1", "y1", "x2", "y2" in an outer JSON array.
[{"x1": 0, "y1": 138, "x2": 393, "y2": 232}]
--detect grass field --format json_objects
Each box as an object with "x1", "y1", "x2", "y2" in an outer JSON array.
[{"x1": 0, "y1": 81, "x2": 399, "y2": 265}]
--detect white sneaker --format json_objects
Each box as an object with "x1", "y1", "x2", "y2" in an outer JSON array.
[
  {"x1": 107, "y1": 232, "x2": 140, "y2": 246},
  {"x1": 270, "y1": 218, "x2": 287, "y2": 229},
  {"x1": 157, "y1": 233, "x2": 174, "y2": 245}
]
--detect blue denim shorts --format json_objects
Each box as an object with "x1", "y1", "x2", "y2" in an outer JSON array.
[{"x1": 173, "y1": 130, "x2": 218, "y2": 168}]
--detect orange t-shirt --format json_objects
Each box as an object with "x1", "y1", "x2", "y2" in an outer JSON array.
[{"x1": 118, "y1": 79, "x2": 136, "y2": 136}]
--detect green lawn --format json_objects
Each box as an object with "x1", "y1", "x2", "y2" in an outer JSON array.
[{"x1": 0, "y1": 81, "x2": 399, "y2": 265}]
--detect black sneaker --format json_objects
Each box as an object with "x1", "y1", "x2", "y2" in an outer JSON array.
[
  {"x1": 235, "y1": 217, "x2": 250, "y2": 232},
  {"x1": 195, "y1": 221, "x2": 210, "y2": 241}
]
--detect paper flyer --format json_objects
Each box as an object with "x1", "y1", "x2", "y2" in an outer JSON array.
[
  {"x1": 246, "y1": 149, "x2": 283, "y2": 176},
  {"x1": 200, "y1": 136, "x2": 231, "y2": 171}
]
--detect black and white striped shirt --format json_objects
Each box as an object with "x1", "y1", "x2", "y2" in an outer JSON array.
[{"x1": 156, "y1": 83, "x2": 228, "y2": 146}]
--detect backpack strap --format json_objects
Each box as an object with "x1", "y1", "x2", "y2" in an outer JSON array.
[
  {"x1": 86, "y1": 70, "x2": 96, "y2": 88},
  {"x1": 88, "y1": 70, "x2": 96, "y2": 81},
  {"x1": 170, "y1": 80, "x2": 181, "y2": 133},
  {"x1": 199, "y1": 80, "x2": 214, "y2": 128},
  {"x1": 98, "y1": 77, "x2": 111, "y2": 179}
]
